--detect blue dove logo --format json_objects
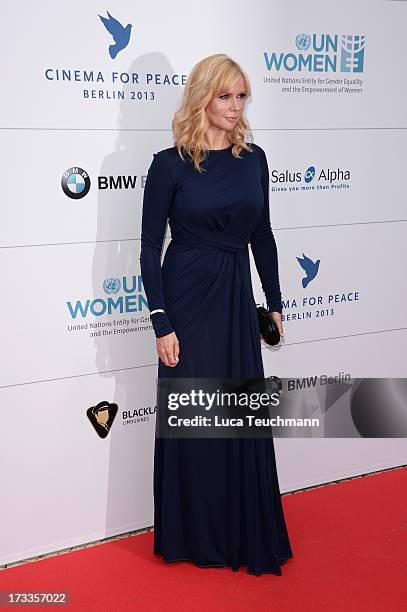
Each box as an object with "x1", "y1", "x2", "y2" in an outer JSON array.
[
  {"x1": 296, "y1": 253, "x2": 320, "y2": 288},
  {"x1": 99, "y1": 11, "x2": 132, "y2": 59}
]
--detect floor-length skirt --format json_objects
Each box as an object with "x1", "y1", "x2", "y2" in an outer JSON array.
[{"x1": 153, "y1": 238, "x2": 293, "y2": 576}]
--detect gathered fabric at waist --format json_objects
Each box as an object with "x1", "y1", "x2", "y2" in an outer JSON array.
[{"x1": 170, "y1": 228, "x2": 249, "y2": 257}]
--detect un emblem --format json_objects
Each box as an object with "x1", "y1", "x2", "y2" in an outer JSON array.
[
  {"x1": 295, "y1": 33, "x2": 311, "y2": 51},
  {"x1": 103, "y1": 278, "x2": 121, "y2": 294},
  {"x1": 61, "y1": 167, "x2": 91, "y2": 199}
]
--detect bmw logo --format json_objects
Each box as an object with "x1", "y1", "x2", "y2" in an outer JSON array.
[{"x1": 61, "y1": 167, "x2": 91, "y2": 199}]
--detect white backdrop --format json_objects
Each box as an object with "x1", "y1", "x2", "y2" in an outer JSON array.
[{"x1": 1, "y1": 0, "x2": 406, "y2": 565}]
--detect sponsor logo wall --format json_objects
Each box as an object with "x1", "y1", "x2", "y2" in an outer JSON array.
[{"x1": 1, "y1": 0, "x2": 406, "y2": 564}]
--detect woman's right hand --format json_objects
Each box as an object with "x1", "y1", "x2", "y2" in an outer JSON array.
[{"x1": 156, "y1": 332, "x2": 180, "y2": 367}]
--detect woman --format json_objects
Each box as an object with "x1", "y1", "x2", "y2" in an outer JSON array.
[{"x1": 140, "y1": 54, "x2": 293, "y2": 576}]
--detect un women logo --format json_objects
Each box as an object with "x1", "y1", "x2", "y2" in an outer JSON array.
[
  {"x1": 295, "y1": 33, "x2": 311, "y2": 51},
  {"x1": 103, "y1": 278, "x2": 121, "y2": 294}
]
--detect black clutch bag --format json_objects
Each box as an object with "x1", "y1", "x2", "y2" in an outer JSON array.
[{"x1": 257, "y1": 306, "x2": 281, "y2": 346}]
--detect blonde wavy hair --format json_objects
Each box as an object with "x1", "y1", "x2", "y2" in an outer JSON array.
[{"x1": 172, "y1": 54, "x2": 254, "y2": 172}]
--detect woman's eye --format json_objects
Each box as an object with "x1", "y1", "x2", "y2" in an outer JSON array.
[{"x1": 220, "y1": 93, "x2": 246, "y2": 100}]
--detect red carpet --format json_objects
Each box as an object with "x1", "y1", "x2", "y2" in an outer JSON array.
[{"x1": 1, "y1": 467, "x2": 406, "y2": 611}]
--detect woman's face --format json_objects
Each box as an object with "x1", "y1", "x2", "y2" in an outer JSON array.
[{"x1": 205, "y1": 75, "x2": 247, "y2": 131}]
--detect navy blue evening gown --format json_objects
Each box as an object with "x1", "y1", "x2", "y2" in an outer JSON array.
[{"x1": 140, "y1": 142, "x2": 293, "y2": 576}]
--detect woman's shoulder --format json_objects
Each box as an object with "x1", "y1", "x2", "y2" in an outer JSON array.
[
  {"x1": 150, "y1": 146, "x2": 172, "y2": 162},
  {"x1": 247, "y1": 142, "x2": 266, "y2": 159},
  {"x1": 151, "y1": 146, "x2": 187, "y2": 172},
  {"x1": 246, "y1": 142, "x2": 268, "y2": 172},
  {"x1": 153, "y1": 145, "x2": 175, "y2": 155},
  {"x1": 147, "y1": 146, "x2": 178, "y2": 177},
  {"x1": 148, "y1": 146, "x2": 190, "y2": 184}
]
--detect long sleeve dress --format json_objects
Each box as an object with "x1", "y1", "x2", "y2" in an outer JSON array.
[{"x1": 139, "y1": 142, "x2": 293, "y2": 576}]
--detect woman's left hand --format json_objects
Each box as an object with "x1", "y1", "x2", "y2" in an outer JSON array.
[{"x1": 270, "y1": 311, "x2": 284, "y2": 337}]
